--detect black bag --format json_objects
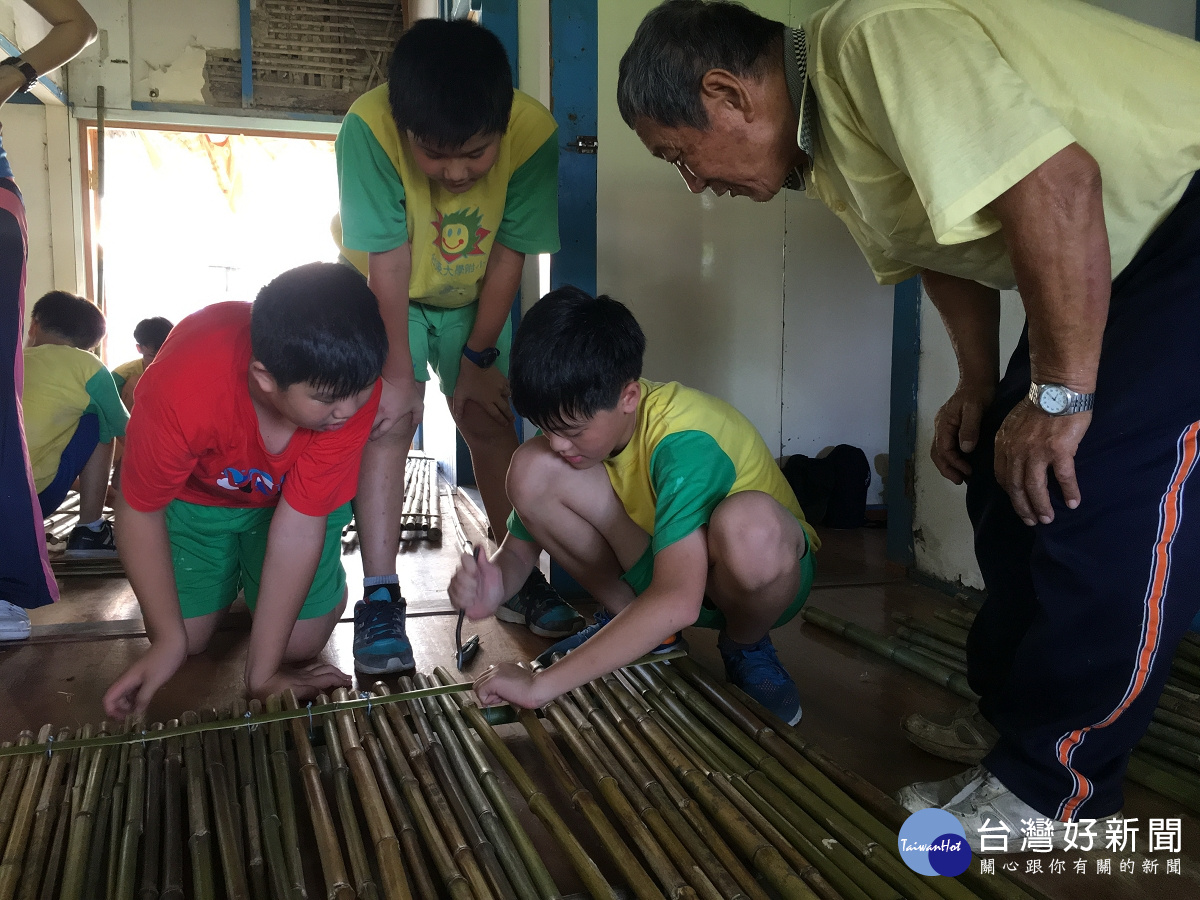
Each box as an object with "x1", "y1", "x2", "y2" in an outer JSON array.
[{"x1": 782, "y1": 444, "x2": 870, "y2": 528}]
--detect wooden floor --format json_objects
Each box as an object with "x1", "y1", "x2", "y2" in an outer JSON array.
[{"x1": 1, "y1": 498, "x2": 1197, "y2": 898}]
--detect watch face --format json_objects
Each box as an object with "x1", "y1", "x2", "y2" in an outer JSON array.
[
  {"x1": 1039, "y1": 385, "x2": 1069, "y2": 414},
  {"x1": 479, "y1": 348, "x2": 500, "y2": 367}
]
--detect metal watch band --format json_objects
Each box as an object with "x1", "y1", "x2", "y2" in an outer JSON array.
[
  {"x1": 1028, "y1": 382, "x2": 1096, "y2": 416},
  {"x1": 0, "y1": 57, "x2": 38, "y2": 94}
]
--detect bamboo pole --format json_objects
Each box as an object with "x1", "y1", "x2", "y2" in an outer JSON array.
[
  {"x1": 250, "y1": 698, "x2": 298, "y2": 900},
  {"x1": 330, "y1": 687, "x2": 413, "y2": 900},
  {"x1": 266, "y1": 695, "x2": 308, "y2": 899},
  {"x1": 435, "y1": 673, "x2": 619, "y2": 900},
  {"x1": 113, "y1": 720, "x2": 146, "y2": 900},
  {"x1": 423, "y1": 672, "x2": 558, "y2": 900},
  {"x1": 567, "y1": 682, "x2": 768, "y2": 900},
  {"x1": 200, "y1": 707, "x2": 250, "y2": 900},
  {"x1": 13, "y1": 725, "x2": 72, "y2": 900},
  {"x1": 0, "y1": 732, "x2": 35, "y2": 867},
  {"x1": 217, "y1": 712, "x2": 245, "y2": 867},
  {"x1": 105, "y1": 730, "x2": 131, "y2": 898},
  {"x1": 181, "y1": 711, "x2": 217, "y2": 900},
  {"x1": 161, "y1": 729, "x2": 185, "y2": 900},
  {"x1": 893, "y1": 625, "x2": 969, "y2": 663},
  {"x1": 283, "y1": 690, "x2": 354, "y2": 900},
  {"x1": 319, "y1": 692, "x2": 382, "y2": 900},
  {"x1": 137, "y1": 723, "x2": 164, "y2": 900},
  {"x1": 1127, "y1": 753, "x2": 1200, "y2": 814},
  {"x1": 230, "y1": 700, "x2": 268, "y2": 900},
  {"x1": 59, "y1": 720, "x2": 108, "y2": 900},
  {"x1": 0, "y1": 725, "x2": 52, "y2": 900},
  {"x1": 892, "y1": 614, "x2": 969, "y2": 650},
  {"x1": 898, "y1": 642, "x2": 970, "y2": 676},
  {"x1": 35, "y1": 726, "x2": 83, "y2": 900}
]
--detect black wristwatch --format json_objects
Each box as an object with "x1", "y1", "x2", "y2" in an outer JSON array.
[
  {"x1": 0, "y1": 57, "x2": 38, "y2": 95},
  {"x1": 462, "y1": 344, "x2": 500, "y2": 369}
]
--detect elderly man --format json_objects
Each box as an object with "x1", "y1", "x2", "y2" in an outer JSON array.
[{"x1": 619, "y1": 0, "x2": 1200, "y2": 850}]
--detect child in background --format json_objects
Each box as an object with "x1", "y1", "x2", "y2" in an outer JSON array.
[
  {"x1": 451, "y1": 287, "x2": 819, "y2": 725},
  {"x1": 21, "y1": 291, "x2": 128, "y2": 558},
  {"x1": 111, "y1": 316, "x2": 173, "y2": 410},
  {"x1": 103, "y1": 263, "x2": 387, "y2": 718}
]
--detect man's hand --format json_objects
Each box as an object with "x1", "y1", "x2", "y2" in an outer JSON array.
[
  {"x1": 995, "y1": 400, "x2": 1091, "y2": 526},
  {"x1": 473, "y1": 662, "x2": 547, "y2": 709},
  {"x1": 371, "y1": 373, "x2": 424, "y2": 440},
  {"x1": 451, "y1": 361, "x2": 514, "y2": 425},
  {"x1": 248, "y1": 661, "x2": 352, "y2": 704},
  {"x1": 103, "y1": 639, "x2": 188, "y2": 719},
  {"x1": 931, "y1": 381, "x2": 996, "y2": 484},
  {"x1": 450, "y1": 547, "x2": 507, "y2": 620}
]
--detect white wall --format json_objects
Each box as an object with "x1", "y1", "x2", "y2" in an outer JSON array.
[{"x1": 910, "y1": 0, "x2": 1197, "y2": 588}]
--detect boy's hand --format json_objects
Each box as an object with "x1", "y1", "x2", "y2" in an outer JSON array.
[
  {"x1": 450, "y1": 547, "x2": 507, "y2": 620},
  {"x1": 473, "y1": 662, "x2": 547, "y2": 709},
  {"x1": 103, "y1": 640, "x2": 188, "y2": 719},
  {"x1": 451, "y1": 362, "x2": 514, "y2": 426},
  {"x1": 373, "y1": 373, "x2": 424, "y2": 440},
  {"x1": 248, "y1": 662, "x2": 352, "y2": 704}
]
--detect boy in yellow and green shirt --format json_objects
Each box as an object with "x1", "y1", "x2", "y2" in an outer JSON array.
[
  {"x1": 334, "y1": 17, "x2": 582, "y2": 675},
  {"x1": 110, "y1": 316, "x2": 173, "y2": 410}
]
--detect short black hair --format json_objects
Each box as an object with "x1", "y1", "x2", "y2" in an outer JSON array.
[
  {"x1": 251, "y1": 262, "x2": 388, "y2": 399},
  {"x1": 133, "y1": 317, "x2": 174, "y2": 352},
  {"x1": 510, "y1": 286, "x2": 646, "y2": 432},
  {"x1": 31, "y1": 291, "x2": 107, "y2": 350},
  {"x1": 388, "y1": 18, "x2": 513, "y2": 148}
]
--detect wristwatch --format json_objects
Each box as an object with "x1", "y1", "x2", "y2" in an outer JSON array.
[
  {"x1": 0, "y1": 57, "x2": 38, "y2": 95},
  {"x1": 1028, "y1": 382, "x2": 1095, "y2": 416},
  {"x1": 462, "y1": 344, "x2": 500, "y2": 369}
]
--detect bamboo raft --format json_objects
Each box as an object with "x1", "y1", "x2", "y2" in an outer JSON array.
[
  {"x1": 341, "y1": 453, "x2": 442, "y2": 554},
  {"x1": 0, "y1": 660, "x2": 1043, "y2": 900},
  {"x1": 44, "y1": 493, "x2": 125, "y2": 577}
]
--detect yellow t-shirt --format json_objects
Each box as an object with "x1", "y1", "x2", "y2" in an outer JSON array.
[
  {"x1": 804, "y1": 0, "x2": 1200, "y2": 287},
  {"x1": 111, "y1": 357, "x2": 145, "y2": 410}
]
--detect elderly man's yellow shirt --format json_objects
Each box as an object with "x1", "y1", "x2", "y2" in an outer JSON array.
[{"x1": 803, "y1": 0, "x2": 1200, "y2": 288}]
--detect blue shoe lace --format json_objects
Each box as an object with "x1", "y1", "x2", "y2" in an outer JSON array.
[{"x1": 353, "y1": 596, "x2": 412, "y2": 664}]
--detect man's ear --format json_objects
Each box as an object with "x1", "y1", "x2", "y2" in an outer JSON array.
[
  {"x1": 248, "y1": 359, "x2": 280, "y2": 396},
  {"x1": 619, "y1": 379, "x2": 642, "y2": 413},
  {"x1": 699, "y1": 68, "x2": 756, "y2": 122}
]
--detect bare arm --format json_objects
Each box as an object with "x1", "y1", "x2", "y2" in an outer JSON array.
[
  {"x1": 366, "y1": 244, "x2": 424, "y2": 439},
  {"x1": 988, "y1": 142, "x2": 1110, "y2": 524},
  {"x1": 1, "y1": 0, "x2": 97, "y2": 105}
]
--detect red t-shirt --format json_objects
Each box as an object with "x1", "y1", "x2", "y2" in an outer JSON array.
[{"x1": 122, "y1": 302, "x2": 380, "y2": 517}]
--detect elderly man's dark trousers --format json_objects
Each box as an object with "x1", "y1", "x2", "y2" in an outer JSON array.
[{"x1": 965, "y1": 171, "x2": 1200, "y2": 820}]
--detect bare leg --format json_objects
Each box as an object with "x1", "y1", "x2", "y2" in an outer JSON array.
[
  {"x1": 77, "y1": 439, "x2": 115, "y2": 523},
  {"x1": 452, "y1": 396, "x2": 519, "y2": 543},
  {"x1": 285, "y1": 589, "x2": 348, "y2": 661}
]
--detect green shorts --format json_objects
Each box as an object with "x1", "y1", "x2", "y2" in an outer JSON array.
[
  {"x1": 409, "y1": 301, "x2": 513, "y2": 397},
  {"x1": 165, "y1": 500, "x2": 352, "y2": 620},
  {"x1": 619, "y1": 532, "x2": 816, "y2": 631}
]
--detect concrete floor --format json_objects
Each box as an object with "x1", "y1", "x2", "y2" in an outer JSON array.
[{"x1": 1, "y1": 498, "x2": 1197, "y2": 898}]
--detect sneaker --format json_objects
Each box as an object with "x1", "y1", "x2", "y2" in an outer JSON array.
[
  {"x1": 63, "y1": 520, "x2": 118, "y2": 559},
  {"x1": 937, "y1": 767, "x2": 1122, "y2": 854},
  {"x1": 0, "y1": 600, "x2": 31, "y2": 642},
  {"x1": 901, "y1": 703, "x2": 998, "y2": 764},
  {"x1": 353, "y1": 585, "x2": 414, "y2": 674},
  {"x1": 533, "y1": 607, "x2": 685, "y2": 668},
  {"x1": 894, "y1": 764, "x2": 989, "y2": 813},
  {"x1": 495, "y1": 569, "x2": 586, "y2": 638},
  {"x1": 719, "y1": 633, "x2": 802, "y2": 726}
]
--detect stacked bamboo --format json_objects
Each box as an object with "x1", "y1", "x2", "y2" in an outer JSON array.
[
  {"x1": 0, "y1": 662, "x2": 1042, "y2": 900},
  {"x1": 802, "y1": 602, "x2": 1200, "y2": 814},
  {"x1": 399, "y1": 452, "x2": 442, "y2": 542}
]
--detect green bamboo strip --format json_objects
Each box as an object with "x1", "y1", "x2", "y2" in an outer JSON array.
[
  {"x1": 0, "y1": 725, "x2": 52, "y2": 900},
  {"x1": 266, "y1": 695, "x2": 308, "y2": 900},
  {"x1": 34, "y1": 726, "x2": 83, "y2": 900},
  {"x1": 568, "y1": 682, "x2": 768, "y2": 900},
  {"x1": 113, "y1": 719, "x2": 146, "y2": 900},
  {"x1": 1173, "y1": 656, "x2": 1200, "y2": 685},
  {"x1": 898, "y1": 642, "x2": 969, "y2": 676},
  {"x1": 401, "y1": 676, "x2": 529, "y2": 900},
  {"x1": 1183, "y1": 631, "x2": 1200, "y2": 650},
  {"x1": 319, "y1": 692, "x2": 381, "y2": 900},
  {"x1": 1146, "y1": 719, "x2": 1200, "y2": 759},
  {"x1": 283, "y1": 691, "x2": 354, "y2": 900},
  {"x1": 14, "y1": 725, "x2": 72, "y2": 900},
  {"x1": 181, "y1": 711, "x2": 217, "y2": 900},
  {"x1": 1175, "y1": 637, "x2": 1200, "y2": 667},
  {"x1": 330, "y1": 687, "x2": 413, "y2": 900},
  {"x1": 598, "y1": 673, "x2": 819, "y2": 900},
  {"x1": 230, "y1": 700, "x2": 268, "y2": 900},
  {"x1": 200, "y1": 708, "x2": 249, "y2": 900},
  {"x1": 893, "y1": 626, "x2": 968, "y2": 663},
  {"x1": 160, "y1": 729, "x2": 185, "y2": 900},
  {"x1": 425, "y1": 671, "x2": 559, "y2": 900},
  {"x1": 1161, "y1": 680, "x2": 1200, "y2": 703},
  {"x1": 1138, "y1": 734, "x2": 1200, "y2": 776},
  {"x1": 0, "y1": 732, "x2": 34, "y2": 857},
  {"x1": 216, "y1": 711, "x2": 245, "y2": 869},
  {"x1": 1156, "y1": 694, "x2": 1200, "y2": 730},
  {"x1": 892, "y1": 614, "x2": 968, "y2": 649},
  {"x1": 105, "y1": 732, "x2": 132, "y2": 898},
  {"x1": 137, "y1": 723, "x2": 164, "y2": 900},
  {"x1": 59, "y1": 720, "x2": 108, "y2": 900},
  {"x1": 0, "y1": 744, "x2": 12, "y2": 814},
  {"x1": 543, "y1": 694, "x2": 707, "y2": 900},
  {"x1": 354, "y1": 690, "x2": 472, "y2": 900},
  {"x1": 383, "y1": 679, "x2": 511, "y2": 900},
  {"x1": 933, "y1": 607, "x2": 977, "y2": 631},
  {"x1": 250, "y1": 699, "x2": 297, "y2": 900},
  {"x1": 802, "y1": 607, "x2": 977, "y2": 700},
  {"x1": 439, "y1": 684, "x2": 618, "y2": 900}
]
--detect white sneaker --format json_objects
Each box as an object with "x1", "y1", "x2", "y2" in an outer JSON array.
[
  {"x1": 0, "y1": 600, "x2": 31, "y2": 641},
  {"x1": 901, "y1": 703, "x2": 998, "y2": 764},
  {"x1": 895, "y1": 764, "x2": 989, "y2": 813}
]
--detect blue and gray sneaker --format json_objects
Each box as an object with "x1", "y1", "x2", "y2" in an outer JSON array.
[
  {"x1": 495, "y1": 569, "x2": 586, "y2": 638},
  {"x1": 719, "y1": 632, "x2": 802, "y2": 726},
  {"x1": 534, "y1": 607, "x2": 685, "y2": 668},
  {"x1": 353, "y1": 585, "x2": 414, "y2": 674}
]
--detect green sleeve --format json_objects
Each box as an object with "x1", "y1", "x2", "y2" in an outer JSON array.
[
  {"x1": 111, "y1": 370, "x2": 128, "y2": 392},
  {"x1": 506, "y1": 508, "x2": 534, "y2": 543},
  {"x1": 83, "y1": 367, "x2": 129, "y2": 442},
  {"x1": 495, "y1": 131, "x2": 560, "y2": 254},
  {"x1": 336, "y1": 113, "x2": 410, "y2": 251},
  {"x1": 648, "y1": 431, "x2": 736, "y2": 555}
]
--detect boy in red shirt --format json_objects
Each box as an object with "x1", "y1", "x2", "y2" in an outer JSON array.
[{"x1": 103, "y1": 263, "x2": 387, "y2": 717}]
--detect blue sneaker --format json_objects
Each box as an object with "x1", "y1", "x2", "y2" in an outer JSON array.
[
  {"x1": 534, "y1": 608, "x2": 685, "y2": 668},
  {"x1": 719, "y1": 633, "x2": 802, "y2": 726},
  {"x1": 495, "y1": 569, "x2": 586, "y2": 638},
  {"x1": 353, "y1": 586, "x2": 414, "y2": 674}
]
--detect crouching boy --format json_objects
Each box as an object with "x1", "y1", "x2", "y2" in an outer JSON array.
[
  {"x1": 103, "y1": 263, "x2": 387, "y2": 718},
  {"x1": 450, "y1": 287, "x2": 818, "y2": 724}
]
